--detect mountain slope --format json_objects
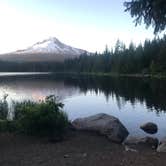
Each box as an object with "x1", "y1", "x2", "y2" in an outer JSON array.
[
  {"x1": 0, "y1": 37, "x2": 88, "y2": 62},
  {"x1": 16, "y1": 37, "x2": 86, "y2": 55}
]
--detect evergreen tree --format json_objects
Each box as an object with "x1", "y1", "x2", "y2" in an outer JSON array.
[{"x1": 124, "y1": 0, "x2": 166, "y2": 34}]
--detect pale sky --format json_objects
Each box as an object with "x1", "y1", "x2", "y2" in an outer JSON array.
[{"x1": 0, "y1": 0, "x2": 159, "y2": 53}]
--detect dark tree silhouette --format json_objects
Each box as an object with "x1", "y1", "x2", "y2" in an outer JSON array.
[{"x1": 124, "y1": 0, "x2": 166, "y2": 34}]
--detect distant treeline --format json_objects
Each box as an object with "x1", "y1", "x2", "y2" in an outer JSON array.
[
  {"x1": 0, "y1": 61, "x2": 63, "y2": 72},
  {"x1": 64, "y1": 36, "x2": 166, "y2": 75},
  {"x1": 0, "y1": 36, "x2": 166, "y2": 75}
]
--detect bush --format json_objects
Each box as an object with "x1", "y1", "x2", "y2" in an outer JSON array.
[
  {"x1": 0, "y1": 120, "x2": 17, "y2": 132},
  {"x1": 0, "y1": 95, "x2": 69, "y2": 139},
  {"x1": 0, "y1": 94, "x2": 8, "y2": 120}
]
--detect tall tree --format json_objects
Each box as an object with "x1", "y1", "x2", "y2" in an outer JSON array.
[{"x1": 124, "y1": 0, "x2": 166, "y2": 34}]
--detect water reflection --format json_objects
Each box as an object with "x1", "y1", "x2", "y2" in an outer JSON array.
[
  {"x1": 0, "y1": 74, "x2": 166, "y2": 114},
  {"x1": 61, "y1": 75, "x2": 166, "y2": 114},
  {"x1": 0, "y1": 75, "x2": 80, "y2": 102},
  {"x1": 0, "y1": 74, "x2": 166, "y2": 138}
]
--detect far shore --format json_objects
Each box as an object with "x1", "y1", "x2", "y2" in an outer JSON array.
[
  {"x1": 51, "y1": 72, "x2": 166, "y2": 79},
  {"x1": 0, "y1": 71, "x2": 166, "y2": 79}
]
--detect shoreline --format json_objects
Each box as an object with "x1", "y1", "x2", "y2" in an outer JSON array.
[
  {"x1": 0, "y1": 71, "x2": 165, "y2": 79},
  {"x1": 52, "y1": 72, "x2": 166, "y2": 79},
  {"x1": 0, "y1": 130, "x2": 165, "y2": 166},
  {"x1": 69, "y1": 72, "x2": 166, "y2": 79}
]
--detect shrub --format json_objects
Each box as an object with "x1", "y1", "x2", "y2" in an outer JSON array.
[
  {"x1": 0, "y1": 94, "x2": 8, "y2": 120},
  {"x1": 12, "y1": 95, "x2": 69, "y2": 138},
  {"x1": 0, "y1": 120, "x2": 17, "y2": 132}
]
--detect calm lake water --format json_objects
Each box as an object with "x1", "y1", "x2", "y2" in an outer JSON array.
[{"x1": 0, "y1": 73, "x2": 166, "y2": 139}]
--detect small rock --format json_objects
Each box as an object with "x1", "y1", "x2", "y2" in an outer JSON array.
[
  {"x1": 82, "y1": 153, "x2": 87, "y2": 157},
  {"x1": 157, "y1": 138, "x2": 166, "y2": 152},
  {"x1": 140, "y1": 122, "x2": 158, "y2": 134},
  {"x1": 64, "y1": 154, "x2": 70, "y2": 158},
  {"x1": 125, "y1": 146, "x2": 138, "y2": 152},
  {"x1": 123, "y1": 136, "x2": 159, "y2": 149}
]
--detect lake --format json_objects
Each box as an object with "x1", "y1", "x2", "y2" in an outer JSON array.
[{"x1": 0, "y1": 73, "x2": 166, "y2": 139}]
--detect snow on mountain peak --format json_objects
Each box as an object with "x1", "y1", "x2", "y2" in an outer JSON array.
[{"x1": 16, "y1": 37, "x2": 87, "y2": 56}]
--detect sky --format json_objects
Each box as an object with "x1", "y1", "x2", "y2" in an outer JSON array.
[{"x1": 0, "y1": 0, "x2": 160, "y2": 53}]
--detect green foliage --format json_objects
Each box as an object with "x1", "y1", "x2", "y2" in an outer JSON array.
[
  {"x1": 0, "y1": 120, "x2": 17, "y2": 132},
  {"x1": 124, "y1": 0, "x2": 166, "y2": 34},
  {"x1": 0, "y1": 95, "x2": 68, "y2": 139},
  {"x1": 0, "y1": 94, "x2": 8, "y2": 120},
  {"x1": 13, "y1": 95, "x2": 68, "y2": 138},
  {"x1": 63, "y1": 36, "x2": 166, "y2": 75}
]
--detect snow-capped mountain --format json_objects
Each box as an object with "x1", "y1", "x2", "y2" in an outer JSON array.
[
  {"x1": 16, "y1": 37, "x2": 86, "y2": 55},
  {"x1": 0, "y1": 37, "x2": 88, "y2": 62}
]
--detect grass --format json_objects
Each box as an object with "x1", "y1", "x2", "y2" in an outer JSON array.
[{"x1": 0, "y1": 95, "x2": 69, "y2": 139}]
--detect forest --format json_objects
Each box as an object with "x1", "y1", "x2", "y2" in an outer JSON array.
[
  {"x1": 64, "y1": 36, "x2": 166, "y2": 75},
  {"x1": 0, "y1": 36, "x2": 165, "y2": 76}
]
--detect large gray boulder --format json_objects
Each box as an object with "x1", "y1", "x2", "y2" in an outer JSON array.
[
  {"x1": 72, "y1": 113, "x2": 129, "y2": 143},
  {"x1": 157, "y1": 138, "x2": 166, "y2": 152},
  {"x1": 140, "y1": 122, "x2": 158, "y2": 134}
]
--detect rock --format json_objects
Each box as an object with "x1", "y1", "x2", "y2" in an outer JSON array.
[
  {"x1": 82, "y1": 153, "x2": 87, "y2": 157},
  {"x1": 72, "y1": 113, "x2": 129, "y2": 143},
  {"x1": 140, "y1": 122, "x2": 158, "y2": 134},
  {"x1": 125, "y1": 146, "x2": 138, "y2": 152},
  {"x1": 157, "y1": 138, "x2": 166, "y2": 152},
  {"x1": 64, "y1": 154, "x2": 70, "y2": 158},
  {"x1": 123, "y1": 136, "x2": 159, "y2": 149}
]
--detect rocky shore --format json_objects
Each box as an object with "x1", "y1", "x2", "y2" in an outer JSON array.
[
  {"x1": 0, "y1": 113, "x2": 166, "y2": 166},
  {"x1": 72, "y1": 113, "x2": 166, "y2": 153}
]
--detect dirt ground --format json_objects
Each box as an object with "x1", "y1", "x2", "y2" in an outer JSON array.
[{"x1": 0, "y1": 131, "x2": 165, "y2": 166}]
